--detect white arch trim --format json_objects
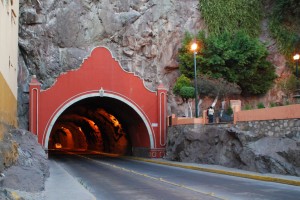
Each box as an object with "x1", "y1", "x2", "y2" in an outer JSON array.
[{"x1": 43, "y1": 91, "x2": 155, "y2": 149}]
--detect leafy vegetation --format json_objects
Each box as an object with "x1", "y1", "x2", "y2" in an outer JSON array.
[
  {"x1": 257, "y1": 102, "x2": 265, "y2": 109},
  {"x1": 173, "y1": 74, "x2": 195, "y2": 117},
  {"x1": 199, "y1": 0, "x2": 262, "y2": 37},
  {"x1": 225, "y1": 106, "x2": 233, "y2": 116},
  {"x1": 179, "y1": 86, "x2": 195, "y2": 102},
  {"x1": 174, "y1": 0, "x2": 299, "y2": 106},
  {"x1": 199, "y1": 0, "x2": 300, "y2": 58},
  {"x1": 269, "y1": 102, "x2": 277, "y2": 107},
  {"x1": 178, "y1": 31, "x2": 277, "y2": 95},
  {"x1": 173, "y1": 74, "x2": 195, "y2": 103},
  {"x1": 269, "y1": 0, "x2": 300, "y2": 57},
  {"x1": 243, "y1": 104, "x2": 253, "y2": 110}
]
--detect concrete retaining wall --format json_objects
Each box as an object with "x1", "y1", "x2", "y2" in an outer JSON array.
[{"x1": 234, "y1": 104, "x2": 300, "y2": 123}]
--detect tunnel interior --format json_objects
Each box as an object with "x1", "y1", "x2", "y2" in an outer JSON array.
[{"x1": 48, "y1": 97, "x2": 150, "y2": 155}]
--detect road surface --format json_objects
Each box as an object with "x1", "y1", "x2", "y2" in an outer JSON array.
[{"x1": 49, "y1": 152, "x2": 300, "y2": 200}]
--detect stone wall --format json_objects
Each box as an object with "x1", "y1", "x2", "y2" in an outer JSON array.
[{"x1": 235, "y1": 119, "x2": 300, "y2": 138}]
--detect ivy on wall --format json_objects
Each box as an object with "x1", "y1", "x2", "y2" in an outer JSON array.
[
  {"x1": 199, "y1": 0, "x2": 300, "y2": 58},
  {"x1": 199, "y1": 0, "x2": 262, "y2": 37},
  {"x1": 268, "y1": 0, "x2": 300, "y2": 58}
]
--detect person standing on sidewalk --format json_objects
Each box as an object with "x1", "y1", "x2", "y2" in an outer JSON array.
[{"x1": 208, "y1": 106, "x2": 214, "y2": 123}]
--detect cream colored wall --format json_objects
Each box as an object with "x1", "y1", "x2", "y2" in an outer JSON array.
[
  {"x1": 0, "y1": 0, "x2": 19, "y2": 134},
  {"x1": 0, "y1": 0, "x2": 19, "y2": 98}
]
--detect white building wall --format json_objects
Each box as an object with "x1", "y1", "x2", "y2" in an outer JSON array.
[
  {"x1": 0, "y1": 0, "x2": 19, "y2": 132},
  {"x1": 0, "y1": 0, "x2": 19, "y2": 98}
]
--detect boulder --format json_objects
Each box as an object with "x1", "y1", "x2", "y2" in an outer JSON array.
[
  {"x1": 0, "y1": 129, "x2": 49, "y2": 192},
  {"x1": 166, "y1": 125, "x2": 300, "y2": 176}
]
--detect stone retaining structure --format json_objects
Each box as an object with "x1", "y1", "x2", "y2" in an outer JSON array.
[
  {"x1": 235, "y1": 119, "x2": 300, "y2": 137},
  {"x1": 233, "y1": 104, "x2": 300, "y2": 137}
]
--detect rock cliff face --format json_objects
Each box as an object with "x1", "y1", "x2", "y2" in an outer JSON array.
[
  {"x1": 18, "y1": 0, "x2": 204, "y2": 128},
  {"x1": 166, "y1": 124, "x2": 300, "y2": 176}
]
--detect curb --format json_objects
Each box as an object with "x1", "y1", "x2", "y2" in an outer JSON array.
[{"x1": 125, "y1": 157, "x2": 300, "y2": 187}]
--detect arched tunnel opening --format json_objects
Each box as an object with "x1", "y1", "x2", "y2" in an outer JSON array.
[{"x1": 48, "y1": 97, "x2": 151, "y2": 156}]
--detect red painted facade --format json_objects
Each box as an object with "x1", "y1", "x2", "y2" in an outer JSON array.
[{"x1": 29, "y1": 47, "x2": 167, "y2": 158}]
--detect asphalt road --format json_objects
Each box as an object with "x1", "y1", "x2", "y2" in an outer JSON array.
[{"x1": 49, "y1": 153, "x2": 300, "y2": 200}]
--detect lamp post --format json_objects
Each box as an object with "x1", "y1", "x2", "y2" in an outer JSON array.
[
  {"x1": 293, "y1": 53, "x2": 300, "y2": 104},
  {"x1": 191, "y1": 42, "x2": 198, "y2": 118},
  {"x1": 293, "y1": 54, "x2": 299, "y2": 84}
]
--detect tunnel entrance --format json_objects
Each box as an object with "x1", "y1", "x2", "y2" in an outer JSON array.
[
  {"x1": 48, "y1": 97, "x2": 150, "y2": 156},
  {"x1": 29, "y1": 47, "x2": 167, "y2": 158}
]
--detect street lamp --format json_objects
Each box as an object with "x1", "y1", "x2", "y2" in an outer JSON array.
[
  {"x1": 293, "y1": 54, "x2": 299, "y2": 82},
  {"x1": 191, "y1": 42, "x2": 198, "y2": 118}
]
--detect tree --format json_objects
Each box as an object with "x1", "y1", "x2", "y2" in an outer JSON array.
[
  {"x1": 173, "y1": 75, "x2": 195, "y2": 117},
  {"x1": 178, "y1": 31, "x2": 277, "y2": 95},
  {"x1": 197, "y1": 76, "x2": 241, "y2": 99},
  {"x1": 197, "y1": 76, "x2": 241, "y2": 116}
]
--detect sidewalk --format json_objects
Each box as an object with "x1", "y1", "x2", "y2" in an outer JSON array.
[
  {"x1": 45, "y1": 160, "x2": 96, "y2": 200},
  {"x1": 128, "y1": 157, "x2": 300, "y2": 187}
]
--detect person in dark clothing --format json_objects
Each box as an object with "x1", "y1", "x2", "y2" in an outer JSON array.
[{"x1": 208, "y1": 106, "x2": 214, "y2": 123}]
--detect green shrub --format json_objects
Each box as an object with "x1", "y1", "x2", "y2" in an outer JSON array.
[
  {"x1": 269, "y1": 102, "x2": 277, "y2": 107},
  {"x1": 244, "y1": 104, "x2": 252, "y2": 110},
  {"x1": 226, "y1": 106, "x2": 233, "y2": 116},
  {"x1": 173, "y1": 74, "x2": 195, "y2": 103},
  {"x1": 179, "y1": 86, "x2": 195, "y2": 100},
  {"x1": 257, "y1": 102, "x2": 265, "y2": 109}
]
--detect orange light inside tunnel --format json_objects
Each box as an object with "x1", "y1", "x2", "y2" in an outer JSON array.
[
  {"x1": 97, "y1": 109, "x2": 122, "y2": 129},
  {"x1": 50, "y1": 106, "x2": 129, "y2": 154},
  {"x1": 109, "y1": 114, "x2": 121, "y2": 127},
  {"x1": 96, "y1": 108, "x2": 128, "y2": 154},
  {"x1": 85, "y1": 118, "x2": 100, "y2": 133},
  {"x1": 55, "y1": 143, "x2": 62, "y2": 149},
  {"x1": 63, "y1": 127, "x2": 74, "y2": 149}
]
